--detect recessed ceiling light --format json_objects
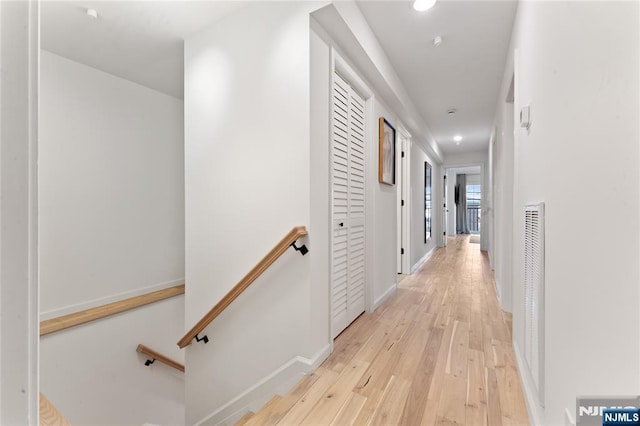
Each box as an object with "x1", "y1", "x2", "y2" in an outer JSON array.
[
  {"x1": 413, "y1": 0, "x2": 437, "y2": 12},
  {"x1": 454, "y1": 135, "x2": 463, "y2": 142},
  {"x1": 433, "y1": 36, "x2": 443, "y2": 47},
  {"x1": 86, "y1": 8, "x2": 99, "y2": 19}
]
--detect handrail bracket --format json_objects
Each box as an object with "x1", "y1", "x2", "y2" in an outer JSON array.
[
  {"x1": 195, "y1": 333, "x2": 209, "y2": 344},
  {"x1": 144, "y1": 358, "x2": 156, "y2": 366},
  {"x1": 291, "y1": 241, "x2": 308, "y2": 256}
]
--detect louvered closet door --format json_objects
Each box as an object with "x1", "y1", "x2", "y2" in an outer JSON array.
[{"x1": 331, "y1": 72, "x2": 366, "y2": 338}]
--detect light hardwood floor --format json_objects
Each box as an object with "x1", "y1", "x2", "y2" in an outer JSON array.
[{"x1": 239, "y1": 236, "x2": 530, "y2": 426}]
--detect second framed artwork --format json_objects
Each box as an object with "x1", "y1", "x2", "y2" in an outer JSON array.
[{"x1": 378, "y1": 117, "x2": 396, "y2": 185}]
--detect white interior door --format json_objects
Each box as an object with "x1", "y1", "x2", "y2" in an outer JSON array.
[{"x1": 331, "y1": 72, "x2": 366, "y2": 338}]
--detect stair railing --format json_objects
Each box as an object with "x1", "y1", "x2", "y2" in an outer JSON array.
[
  {"x1": 177, "y1": 226, "x2": 308, "y2": 348},
  {"x1": 137, "y1": 344, "x2": 185, "y2": 372}
]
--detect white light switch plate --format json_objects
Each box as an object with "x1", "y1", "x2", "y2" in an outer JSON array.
[{"x1": 520, "y1": 104, "x2": 531, "y2": 129}]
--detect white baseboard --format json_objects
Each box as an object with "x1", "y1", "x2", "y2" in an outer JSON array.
[
  {"x1": 195, "y1": 343, "x2": 332, "y2": 426},
  {"x1": 495, "y1": 279, "x2": 502, "y2": 304},
  {"x1": 411, "y1": 247, "x2": 436, "y2": 274},
  {"x1": 373, "y1": 284, "x2": 396, "y2": 311},
  {"x1": 513, "y1": 341, "x2": 544, "y2": 426},
  {"x1": 39, "y1": 278, "x2": 185, "y2": 321}
]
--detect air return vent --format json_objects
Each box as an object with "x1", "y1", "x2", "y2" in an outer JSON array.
[{"x1": 524, "y1": 202, "x2": 545, "y2": 406}]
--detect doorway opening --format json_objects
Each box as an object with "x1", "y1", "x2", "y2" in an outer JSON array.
[{"x1": 444, "y1": 165, "x2": 483, "y2": 241}]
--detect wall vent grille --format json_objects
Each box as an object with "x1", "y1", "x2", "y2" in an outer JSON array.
[{"x1": 524, "y1": 202, "x2": 545, "y2": 406}]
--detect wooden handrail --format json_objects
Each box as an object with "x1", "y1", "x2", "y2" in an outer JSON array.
[
  {"x1": 177, "y1": 226, "x2": 308, "y2": 348},
  {"x1": 137, "y1": 344, "x2": 185, "y2": 372},
  {"x1": 40, "y1": 284, "x2": 185, "y2": 336},
  {"x1": 40, "y1": 393, "x2": 70, "y2": 426}
]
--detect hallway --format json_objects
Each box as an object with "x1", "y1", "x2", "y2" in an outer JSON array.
[{"x1": 239, "y1": 237, "x2": 529, "y2": 425}]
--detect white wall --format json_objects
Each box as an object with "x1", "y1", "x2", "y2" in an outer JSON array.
[
  {"x1": 493, "y1": 2, "x2": 640, "y2": 423},
  {"x1": 184, "y1": 3, "x2": 322, "y2": 424},
  {"x1": 410, "y1": 143, "x2": 439, "y2": 267},
  {"x1": 309, "y1": 26, "x2": 332, "y2": 357},
  {"x1": 0, "y1": 1, "x2": 39, "y2": 422},
  {"x1": 39, "y1": 51, "x2": 185, "y2": 314},
  {"x1": 40, "y1": 297, "x2": 186, "y2": 426},
  {"x1": 372, "y1": 98, "x2": 401, "y2": 304},
  {"x1": 492, "y1": 95, "x2": 514, "y2": 311},
  {"x1": 38, "y1": 51, "x2": 186, "y2": 424}
]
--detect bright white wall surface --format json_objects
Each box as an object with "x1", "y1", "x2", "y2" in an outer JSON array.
[
  {"x1": 309, "y1": 27, "x2": 331, "y2": 356},
  {"x1": 38, "y1": 50, "x2": 186, "y2": 424},
  {"x1": 184, "y1": 3, "x2": 321, "y2": 424},
  {"x1": 493, "y1": 2, "x2": 639, "y2": 423},
  {"x1": 372, "y1": 99, "x2": 400, "y2": 305},
  {"x1": 491, "y1": 95, "x2": 514, "y2": 311},
  {"x1": 39, "y1": 51, "x2": 185, "y2": 315},
  {"x1": 410, "y1": 143, "x2": 439, "y2": 267},
  {"x1": 40, "y1": 297, "x2": 185, "y2": 425},
  {"x1": 0, "y1": 1, "x2": 39, "y2": 422}
]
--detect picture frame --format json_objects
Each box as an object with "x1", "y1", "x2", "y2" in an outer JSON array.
[
  {"x1": 378, "y1": 117, "x2": 396, "y2": 185},
  {"x1": 425, "y1": 161, "x2": 432, "y2": 243}
]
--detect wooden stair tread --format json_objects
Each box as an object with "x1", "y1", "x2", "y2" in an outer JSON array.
[
  {"x1": 40, "y1": 393, "x2": 70, "y2": 426},
  {"x1": 245, "y1": 371, "x2": 322, "y2": 426},
  {"x1": 235, "y1": 411, "x2": 255, "y2": 426},
  {"x1": 244, "y1": 395, "x2": 283, "y2": 426}
]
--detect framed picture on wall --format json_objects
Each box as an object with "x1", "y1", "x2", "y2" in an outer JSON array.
[
  {"x1": 378, "y1": 117, "x2": 396, "y2": 185},
  {"x1": 425, "y1": 161, "x2": 432, "y2": 243}
]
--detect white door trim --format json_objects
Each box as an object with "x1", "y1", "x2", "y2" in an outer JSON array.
[
  {"x1": 396, "y1": 127, "x2": 411, "y2": 274},
  {"x1": 0, "y1": 0, "x2": 40, "y2": 422},
  {"x1": 443, "y1": 162, "x2": 486, "y2": 249}
]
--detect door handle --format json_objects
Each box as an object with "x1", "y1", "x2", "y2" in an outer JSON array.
[{"x1": 338, "y1": 222, "x2": 344, "y2": 227}]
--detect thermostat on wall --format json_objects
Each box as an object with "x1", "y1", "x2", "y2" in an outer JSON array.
[{"x1": 520, "y1": 104, "x2": 531, "y2": 130}]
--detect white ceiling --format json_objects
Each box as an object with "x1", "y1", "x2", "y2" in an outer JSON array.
[
  {"x1": 357, "y1": 0, "x2": 517, "y2": 153},
  {"x1": 41, "y1": 0, "x2": 517, "y2": 154},
  {"x1": 41, "y1": 1, "x2": 247, "y2": 99}
]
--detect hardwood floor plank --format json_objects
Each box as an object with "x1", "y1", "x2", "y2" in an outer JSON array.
[
  {"x1": 235, "y1": 411, "x2": 255, "y2": 426},
  {"x1": 466, "y1": 349, "x2": 488, "y2": 426},
  {"x1": 352, "y1": 386, "x2": 385, "y2": 425},
  {"x1": 486, "y1": 367, "x2": 504, "y2": 426},
  {"x1": 323, "y1": 314, "x2": 377, "y2": 374},
  {"x1": 330, "y1": 392, "x2": 367, "y2": 426},
  {"x1": 244, "y1": 396, "x2": 282, "y2": 426},
  {"x1": 260, "y1": 237, "x2": 528, "y2": 426},
  {"x1": 399, "y1": 326, "x2": 444, "y2": 426},
  {"x1": 368, "y1": 375, "x2": 412, "y2": 426},
  {"x1": 247, "y1": 373, "x2": 320, "y2": 425},
  {"x1": 276, "y1": 367, "x2": 340, "y2": 425},
  {"x1": 299, "y1": 360, "x2": 370, "y2": 425}
]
